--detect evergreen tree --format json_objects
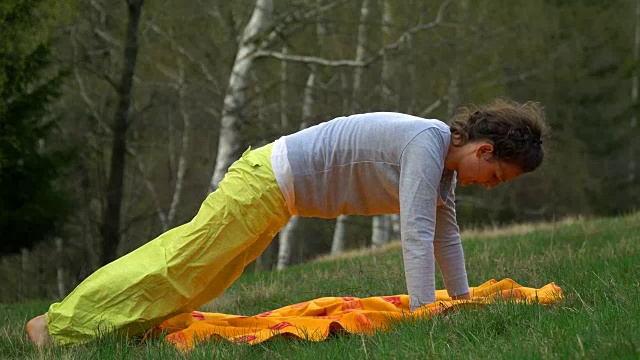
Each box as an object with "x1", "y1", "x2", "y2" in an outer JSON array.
[{"x1": 0, "y1": 0, "x2": 71, "y2": 255}]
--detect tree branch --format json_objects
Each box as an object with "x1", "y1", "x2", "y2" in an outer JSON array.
[
  {"x1": 252, "y1": 51, "x2": 368, "y2": 67},
  {"x1": 148, "y1": 22, "x2": 223, "y2": 93},
  {"x1": 252, "y1": 0, "x2": 456, "y2": 68},
  {"x1": 418, "y1": 96, "x2": 447, "y2": 117}
]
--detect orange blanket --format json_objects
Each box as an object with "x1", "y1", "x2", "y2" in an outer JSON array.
[{"x1": 149, "y1": 278, "x2": 562, "y2": 351}]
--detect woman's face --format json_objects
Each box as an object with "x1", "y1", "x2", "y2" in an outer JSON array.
[{"x1": 456, "y1": 143, "x2": 523, "y2": 189}]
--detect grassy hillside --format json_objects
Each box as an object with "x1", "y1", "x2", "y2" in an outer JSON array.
[{"x1": 1, "y1": 213, "x2": 638, "y2": 359}]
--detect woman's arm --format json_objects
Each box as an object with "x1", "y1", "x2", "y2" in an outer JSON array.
[
  {"x1": 399, "y1": 128, "x2": 448, "y2": 311},
  {"x1": 434, "y1": 181, "x2": 470, "y2": 300}
]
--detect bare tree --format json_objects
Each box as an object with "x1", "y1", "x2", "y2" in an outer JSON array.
[
  {"x1": 277, "y1": 68, "x2": 316, "y2": 269},
  {"x1": 331, "y1": 0, "x2": 372, "y2": 255},
  {"x1": 100, "y1": 0, "x2": 145, "y2": 265},
  {"x1": 277, "y1": 216, "x2": 299, "y2": 270},
  {"x1": 275, "y1": 2, "x2": 332, "y2": 269},
  {"x1": 371, "y1": 0, "x2": 394, "y2": 249},
  {"x1": 208, "y1": 0, "x2": 273, "y2": 191},
  {"x1": 351, "y1": 0, "x2": 370, "y2": 113},
  {"x1": 379, "y1": 0, "x2": 395, "y2": 106},
  {"x1": 206, "y1": 0, "x2": 349, "y2": 192},
  {"x1": 133, "y1": 60, "x2": 191, "y2": 232},
  {"x1": 67, "y1": 0, "x2": 134, "y2": 257},
  {"x1": 280, "y1": 44, "x2": 290, "y2": 131}
]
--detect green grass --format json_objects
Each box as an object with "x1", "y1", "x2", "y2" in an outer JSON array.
[{"x1": 1, "y1": 213, "x2": 639, "y2": 359}]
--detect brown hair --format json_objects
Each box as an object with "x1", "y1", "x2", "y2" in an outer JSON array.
[{"x1": 449, "y1": 98, "x2": 548, "y2": 173}]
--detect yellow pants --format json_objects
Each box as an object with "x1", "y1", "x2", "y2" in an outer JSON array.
[{"x1": 46, "y1": 144, "x2": 291, "y2": 345}]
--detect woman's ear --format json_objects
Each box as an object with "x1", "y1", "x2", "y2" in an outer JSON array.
[{"x1": 475, "y1": 142, "x2": 494, "y2": 158}]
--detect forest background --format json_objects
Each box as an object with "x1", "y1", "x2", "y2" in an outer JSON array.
[{"x1": 1, "y1": 0, "x2": 638, "y2": 303}]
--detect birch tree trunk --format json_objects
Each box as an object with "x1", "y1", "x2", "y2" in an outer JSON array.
[
  {"x1": 280, "y1": 45, "x2": 289, "y2": 131},
  {"x1": 208, "y1": 0, "x2": 273, "y2": 192},
  {"x1": 100, "y1": 0, "x2": 144, "y2": 266},
  {"x1": 372, "y1": 0, "x2": 394, "y2": 249},
  {"x1": 371, "y1": 215, "x2": 391, "y2": 249},
  {"x1": 167, "y1": 78, "x2": 190, "y2": 229},
  {"x1": 331, "y1": 0, "x2": 371, "y2": 255},
  {"x1": 260, "y1": 45, "x2": 288, "y2": 271},
  {"x1": 384, "y1": 0, "x2": 401, "y2": 240},
  {"x1": 379, "y1": 0, "x2": 394, "y2": 106},
  {"x1": 351, "y1": 0, "x2": 370, "y2": 113},
  {"x1": 277, "y1": 69, "x2": 316, "y2": 270},
  {"x1": 55, "y1": 237, "x2": 66, "y2": 299},
  {"x1": 277, "y1": 216, "x2": 299, "y2": 270},
  {"x1": 276, "y1": 4, "x2": 331, "y2": 269},
  {"x1": 252, "y1": 69, "x2": 275, "y2": 271},
  {"x1": 331, "y1": 215, "x2": 348, "y2": 255}
]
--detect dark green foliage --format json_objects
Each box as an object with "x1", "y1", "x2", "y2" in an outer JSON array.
[{"x1": 0, "y1": 0, "x2": 71, "y2": 254}]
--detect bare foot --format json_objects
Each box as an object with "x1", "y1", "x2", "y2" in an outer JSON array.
[{"x1": 26, "y1": 314, "x2": 52, "y2": 348}]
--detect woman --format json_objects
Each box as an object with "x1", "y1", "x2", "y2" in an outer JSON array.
[{"x1": 27, "y1": 98, "x2": 547, "y2": 347}]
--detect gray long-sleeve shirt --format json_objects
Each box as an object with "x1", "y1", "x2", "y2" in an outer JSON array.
[{"x1": 271, "y1": 112, "x2": 469, "y2": 310}]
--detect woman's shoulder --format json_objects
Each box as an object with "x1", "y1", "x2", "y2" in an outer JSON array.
[{"x1": 347, "y1": 112, "x2": 450, "y2": 131}]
